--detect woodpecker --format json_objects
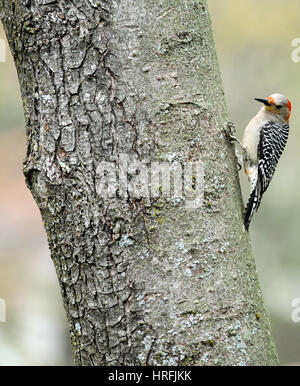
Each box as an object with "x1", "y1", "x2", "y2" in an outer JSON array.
[{"x1": 226, "y1": 93, "x2": 291, "y2": 230}]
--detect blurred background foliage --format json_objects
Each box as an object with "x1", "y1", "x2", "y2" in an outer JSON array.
[{"x1": 0, "y1": 0, "x2": 299, "y2": 365}]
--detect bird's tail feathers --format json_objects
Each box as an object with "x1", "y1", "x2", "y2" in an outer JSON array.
[{"x1": 244, "y1": 185, "x2": 259, "y2": 231}]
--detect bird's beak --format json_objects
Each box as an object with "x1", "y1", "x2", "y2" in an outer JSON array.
[{"x1": 254, "y1": 98, "x2": 271, "y2": 106}]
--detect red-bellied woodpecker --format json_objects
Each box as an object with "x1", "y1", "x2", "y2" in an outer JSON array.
[{"x1": 226, "y1": 93, "x2": 292, "y2": 230}]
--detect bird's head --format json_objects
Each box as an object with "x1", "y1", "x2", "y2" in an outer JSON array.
[{"x1": 255, "y1": 93, "x2": 292, "y2": 121}]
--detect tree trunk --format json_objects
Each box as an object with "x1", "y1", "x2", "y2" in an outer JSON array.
[{"x1": 0, "y1": 0, "x2": 279, "y2": 366}]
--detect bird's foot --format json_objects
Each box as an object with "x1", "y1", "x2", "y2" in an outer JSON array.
[
  {"x1": 224, "y1": 122, "x2": 244, "y2": 171},
  {"x1": 224, "y1": 121, "x2": 246, "y2": 152},
  {"x1": 223, "y1": 121, "x2": 238, "y2": 143}
]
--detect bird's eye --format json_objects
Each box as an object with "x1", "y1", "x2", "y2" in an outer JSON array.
[{"x1": 276, "y1": 105, "x2": 282, "y2": 109}]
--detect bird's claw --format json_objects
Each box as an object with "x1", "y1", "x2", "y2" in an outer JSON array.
[
  {"x1": 223, "y1": 121, "x2": 237, "y2": 143},
  {"x1": 226, "y1": 121, "x2": 236, "y2": 132},
  {"x1": 224, "y1": 122, "x2": 244, "y2": 171}
]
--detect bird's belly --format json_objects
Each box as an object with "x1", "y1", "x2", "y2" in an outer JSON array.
[{"x1": 242, "y1": 127, "x2": 260, "y2": 163}]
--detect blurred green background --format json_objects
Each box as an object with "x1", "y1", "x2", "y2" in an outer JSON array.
[{"x1": 0, "y1": 0, "x2": 299, "y2": 365}]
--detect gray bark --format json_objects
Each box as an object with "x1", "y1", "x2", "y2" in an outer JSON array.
[{"x1": 0, "y1": 0, "x2": 279, "y2": 366}]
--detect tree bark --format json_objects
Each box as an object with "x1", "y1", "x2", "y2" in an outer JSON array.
[{"x1": 0, "y1": 0, "x2": 279, "y2": 365}]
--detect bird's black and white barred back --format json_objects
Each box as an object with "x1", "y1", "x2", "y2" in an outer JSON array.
[{"x1": 244, "y1": 121, "x2": 289, "y2": 230}]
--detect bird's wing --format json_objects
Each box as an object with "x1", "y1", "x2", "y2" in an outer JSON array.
[{"x1": 256, "y1": 121, "x2": 289, "y2": 210}]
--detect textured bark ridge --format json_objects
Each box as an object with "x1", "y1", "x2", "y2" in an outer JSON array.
[{"x1": 0, "y1": 0, "x2": 279, "y2": 365}]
